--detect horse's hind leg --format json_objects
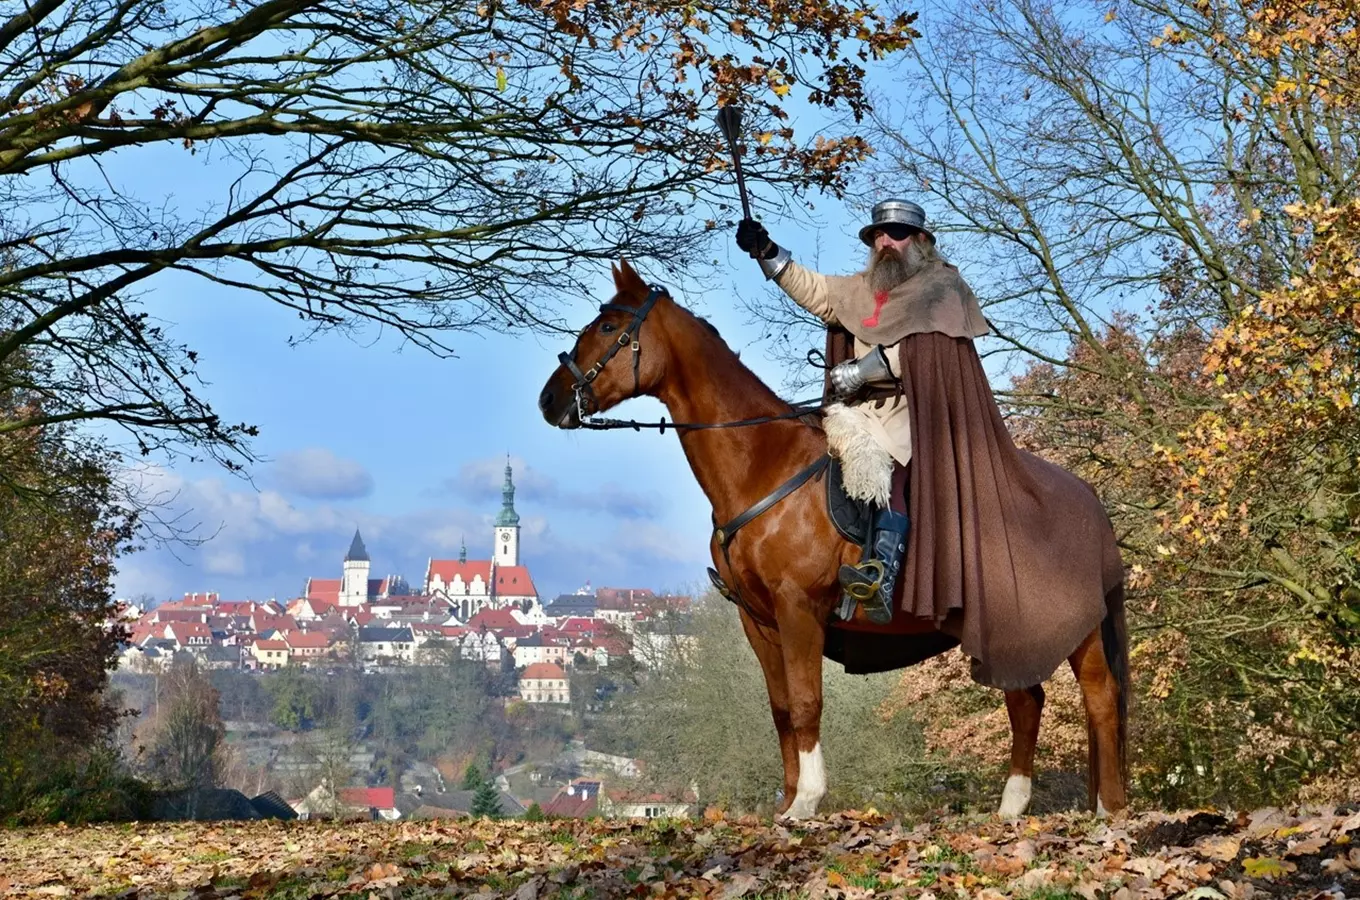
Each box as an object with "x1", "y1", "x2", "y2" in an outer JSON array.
[
  {"x1": 1069, "y1": 628, "x2": 1128, "y2": 814},
  {"x1": 998, "y1": 685, "x2": 1045, "y2": 817},
  {"x1": 737, "y1": 609, "x2": 799, "y2": 815}
]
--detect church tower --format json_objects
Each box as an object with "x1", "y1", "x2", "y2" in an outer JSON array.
[
  {"x1": 493, "y1": 460, "x2": 520, "y2": 567},
  {"x1": 339, "y1": 529, "x2": 371, "y2": 607}
]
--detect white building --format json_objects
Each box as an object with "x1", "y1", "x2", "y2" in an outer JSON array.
[
  {"x1": 519, "y1": 662, "x2": 570, "y2": 704},
  {"x1": 424, "y1": 462, "x2": 541, "y2": 620},
  {"x1": 356, "y1": 626, "x2": 415, "y2": 665}
]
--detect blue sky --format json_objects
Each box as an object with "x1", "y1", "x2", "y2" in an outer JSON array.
[{"x1": 112, "y1": 189, "x2": 880, "y2": 606}]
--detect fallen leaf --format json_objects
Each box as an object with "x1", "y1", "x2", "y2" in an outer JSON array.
[
  {"x1": 1283, "y1": 836, "x2": 1327, "y2": 857},
  {"x1": 1240, "y1": 856, "x2": 1296, "y2": 880},
  {"x1": 1197, "y1": 835, "x2": 1241, "y2": 861}
]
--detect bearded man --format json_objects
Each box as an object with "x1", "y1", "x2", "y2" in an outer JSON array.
[{"x1": 735, "y1": 200, "x2": 990, "y2": 626}]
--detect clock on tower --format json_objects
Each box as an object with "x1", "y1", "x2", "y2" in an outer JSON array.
[{"x1": 494, "y1": 460, "x2": 521, "y2": 567}]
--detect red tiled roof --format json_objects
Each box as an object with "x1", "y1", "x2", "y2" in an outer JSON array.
[
  {"x1": 542, "y1": 780, "x2": 601, "y2": 818},
  {"x1": 215, "y1": 601, "x2": 259, "y2": 615},
  {"x1": 338, "y1": 786, "x2": 396, "y2": 810},
  {"x1": 252, "y1": 613, "x2": 299, "y2": 633},
  {"x1": 588, "y1": 636, "x2": 631, "y2": 656},
  {"x1": 559, "y1": 617, "x2": 602, "y2": 635},
  {"x1": 494, "y1": 565, "x2": 538, "y2": 597},
  {"x1": 467, "y1": 607, "x2": 521, "y2": 631},
  {"x1": 165, "y1": 622, "x2": 212, "y2": 643},
  {"x1": 288, "y1": 597, "x2": 337, "y2": 617},
  {"x1": 305, "y1": 578, "x2": 342, "y2": 603},
  {"x1": 285, "y1": 631, "x2": 330, "y2": 649},
  {"x1": 521, "y1": 662, "x2": 568, "y2": 681},
  {"x1": 426, "y1": 559, "x2": 493, "y2": 589},
  {"x1": 254, "y1": 639, "x2": 288, "y2": 651}
]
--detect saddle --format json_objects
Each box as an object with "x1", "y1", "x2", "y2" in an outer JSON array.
[{"x1": 825, "y1": 455, "x2": 874, "y2": 547}]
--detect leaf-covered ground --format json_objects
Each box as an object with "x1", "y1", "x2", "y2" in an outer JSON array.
[{"x1": 1, "y1": 807, "x2": 1357, "y2": 899}]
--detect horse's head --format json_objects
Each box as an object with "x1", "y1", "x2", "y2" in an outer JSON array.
[{"x1": 539, "y1": 259, "x2": 672, "y2": 429}]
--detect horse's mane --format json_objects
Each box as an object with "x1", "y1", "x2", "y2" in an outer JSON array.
[{"x1": 665, "y1": 299, "x2": 797, "y2": 418}]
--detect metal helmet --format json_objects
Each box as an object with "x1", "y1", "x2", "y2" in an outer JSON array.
[{"x1": 858, "y1": 199, "x2": 934, "y2": 245}]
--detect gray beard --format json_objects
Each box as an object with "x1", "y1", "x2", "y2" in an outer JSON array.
[{"x1": 868, "y1": 240, "x2": 938, "y2": 294}]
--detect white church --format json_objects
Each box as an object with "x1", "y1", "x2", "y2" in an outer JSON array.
[
  {"x1": 424, "y1": 461, "x2": 539, "y2": 621},
  {"x1": 301, "y1": 461, "x2": 540, "y2": 620}
]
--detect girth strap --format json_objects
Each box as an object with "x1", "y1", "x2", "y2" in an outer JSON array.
[
  {"x1": 715, "y1": 454, "x2": 830, "y2": 550},
  {"x1": 710, "y1": 455, "x2": 830, "y2": 627}
]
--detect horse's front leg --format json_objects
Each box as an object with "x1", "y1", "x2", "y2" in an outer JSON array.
[
  {"x1": 773, "y1": 584, "x2": 828, "y2": 821},
  {"x1": 998, "y1": 685, "x2": 1045, "y2": 817},
  {"x1": 737, "y1": 608, "x2": 799, "y2": 814}
]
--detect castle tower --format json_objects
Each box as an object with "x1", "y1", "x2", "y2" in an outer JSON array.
[
  {"x1": 339, "y1": 529, "x2": 371, "y2": 607},
  {"x1": 493, "y1": 459, "x2": 520, "y2": 567}
]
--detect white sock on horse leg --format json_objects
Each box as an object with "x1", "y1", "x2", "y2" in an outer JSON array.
[
  {"x1": 997, "y1": 774, "x2": 1032, "y2": 817},
  {"x1": 785, "y1": 743, "x2": 826, "y2": 820}
]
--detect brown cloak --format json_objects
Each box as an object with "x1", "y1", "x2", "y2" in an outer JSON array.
[{"x1": 823, "y1": 331, "x2": 1124, "y2": 691}]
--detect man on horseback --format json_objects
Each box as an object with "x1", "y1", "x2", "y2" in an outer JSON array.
[{"x1": 735, "y1": 201, "x2": 991, "y2": 625}]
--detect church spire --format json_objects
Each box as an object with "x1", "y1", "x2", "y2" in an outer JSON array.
[
  {"x1": 345, "y1": 529, "x2": 369, "y2": 562},
  {"x1": 495, "y1": 457, "x2": 520, "y2": 527},
  {"x1": 459, "y1": 535, "x2": 467, "y2": 564}
]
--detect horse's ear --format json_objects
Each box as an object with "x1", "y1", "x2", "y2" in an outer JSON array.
[{"x1": 615, "y1": 258, "x2": 646, "y2": 297}]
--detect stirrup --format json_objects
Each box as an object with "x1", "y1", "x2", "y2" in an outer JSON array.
[{"x1": 840, "y1": 559, "x2": 885, "y2": 601}]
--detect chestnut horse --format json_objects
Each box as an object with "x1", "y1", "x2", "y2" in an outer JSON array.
[{"x1": 538, "y1": 261, "x2": 1128, "y2": 819}]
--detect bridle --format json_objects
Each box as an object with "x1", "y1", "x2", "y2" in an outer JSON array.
[
  {"x1": 557, "y1": 283, "x2": 825, "y2": 432},
  {"x1": 557, "y1": 284, "x2": 667, "y2": 424}
]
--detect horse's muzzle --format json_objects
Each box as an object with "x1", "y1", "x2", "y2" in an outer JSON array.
[{"x1": 538, "y1": 386, "x2": 581, "y2": 429}]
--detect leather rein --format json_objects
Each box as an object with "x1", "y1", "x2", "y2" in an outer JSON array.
[{"x1": 558, "y1": 283, "x2": 831, "y2": 622}]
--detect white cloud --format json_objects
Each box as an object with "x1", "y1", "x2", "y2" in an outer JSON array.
[
  {"x1": 266, "y1": 447, "x2": 374, "y2": 500},
  {"x1": 113, "y1": 463, "x2": 707, "y2": 603},
  {"x1": 438, "y1": 454, "x2": 665, "y2": 520}
]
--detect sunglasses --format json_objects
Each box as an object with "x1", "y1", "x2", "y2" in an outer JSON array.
[{"x1": 871, "y1": 224, "x2": 921, "y2": 241}]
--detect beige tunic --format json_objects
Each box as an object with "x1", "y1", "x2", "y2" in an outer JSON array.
[{"x1": 775, "y1": 261, "x2": 913, "y2": 466}]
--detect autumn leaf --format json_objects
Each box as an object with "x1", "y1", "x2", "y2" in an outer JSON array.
[
  {"x1": 1241, "y1": 856, "x2": 1297, "y2": 879},
  {"x1": 1197, "y1": 835, "x2": 1242, "y2": 861}
]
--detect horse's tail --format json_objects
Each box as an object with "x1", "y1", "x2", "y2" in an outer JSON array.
[{"x1": 1092, "y1": 579, "x2": 1130, "y2": 806}]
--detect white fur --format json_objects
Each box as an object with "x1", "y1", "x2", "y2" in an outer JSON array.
[
  {"x1": 823, "y1": 403, "x2": 893, "y2": 506},
  {"x1": 997, "y1": 774, "x2": 1032, "y2": 818},
  {"x1": 784, "y1": 743, "x2": 827, "y2": 820}
]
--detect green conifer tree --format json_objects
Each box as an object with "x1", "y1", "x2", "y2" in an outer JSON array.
[{"x1": 469, "y1": 772, "x2": 502, "y2": 819}]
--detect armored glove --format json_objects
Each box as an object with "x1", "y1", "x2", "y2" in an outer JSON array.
[
  {"x1": 735, "y1": 219, "x2": 778, "y2": 259},
  {"x1": 735, "y1": 219, "x2": 792, "y2": 280},
  {"x1": 829, "y1": 345, "x2": 894, "y2": 397}
]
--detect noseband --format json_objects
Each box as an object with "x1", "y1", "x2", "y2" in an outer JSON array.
[{"x1": 558, "y1": 284, "x2": 667, "y2": 421}]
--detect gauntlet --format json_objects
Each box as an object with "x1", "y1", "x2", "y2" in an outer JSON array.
[{"x1": 829, "y1": 345, "x2": 894, "y2": 397}]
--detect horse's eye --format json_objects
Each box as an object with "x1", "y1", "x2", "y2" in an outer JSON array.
[{"x1": 600, "y1": 322, "x2": 617, "y2": 334}]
